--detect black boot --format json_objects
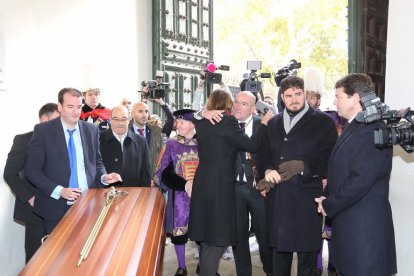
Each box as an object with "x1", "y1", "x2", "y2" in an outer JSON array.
[{"x1": 175, "y1": 267, "x2": 187, "y2": 276}]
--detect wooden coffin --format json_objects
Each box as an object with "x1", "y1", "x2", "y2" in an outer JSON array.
[{"x1": 20, "y1": 187, "x2": 165, "y2": 276}]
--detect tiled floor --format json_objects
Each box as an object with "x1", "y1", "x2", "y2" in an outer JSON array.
[{"x1": 162, "y1": 238, "x2": 331, "y2": 275}]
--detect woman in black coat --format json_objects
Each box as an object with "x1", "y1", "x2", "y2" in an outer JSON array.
[{"x1": 188, "y1": 89, "x2": 272, "y2": 276}]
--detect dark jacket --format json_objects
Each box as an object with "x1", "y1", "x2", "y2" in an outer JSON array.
[
  {"x1": 4, "y1": 131, "x2": 42, "y2": 223},
  {"x1": 25, "y1": 118, "x2": 107, "y2": 220},
  {"x1": 129, "y1": 121, "x2": 164, "y2": 177},
  {"x1": 323, "y1": 120, "x2": 397, "y2": 276},
  {"x1": 188, "y1": 114, "x2": 266, "y2": 246},
  {"x1": 99, "y1": 129, "x2": 151, "y2": 187},
  {"x1": 262, "y1": 107, "x2": 337, "y2": 252}
]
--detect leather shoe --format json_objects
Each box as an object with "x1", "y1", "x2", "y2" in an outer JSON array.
[{"x1": 175, "y1": 267, "x2": 187, "y2": 276}]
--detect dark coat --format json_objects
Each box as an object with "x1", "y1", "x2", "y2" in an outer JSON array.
[
  {"x1": 129, "y1": 121, "x2": 164, "y2": 176},
  {"x1": 99, "y1": 129, "x2": 151, "y2": 187},
  {"x1": 188, "y1": 114, "x2": 266, "y2": 247},
  {"x1": 323, "y1": 120, "x2": 397, "y2": 276},
  {"x1": 263, "y1": 107, "x2": 337, "y2": 252},
  {"x1": 3, "y1": 131, "x2": 42, "y2": 223},
  {"x1": 25, "y1": 118, "x2": 107, "y2": 220}
]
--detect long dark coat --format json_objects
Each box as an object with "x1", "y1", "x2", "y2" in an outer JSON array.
[
  {"x1": 323, "y1": 120, "x2": 397, "y2": 276},
  {"x1": 188, "y1": 114, "x2": 266, "y2": 247},
  {"x1": 263, "y1": 107, "x2": 337, "y2": 252},
  {"x1": 99, "y1": 129, "x2": 151, "y2": 187}
]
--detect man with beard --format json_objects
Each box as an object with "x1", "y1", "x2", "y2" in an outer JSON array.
[
  {"x1": 130, "y1": 102, "x2": 164, "y2": 178},
  {"x1": 257, "y1": 76, "x2": 337, "y2": 276}
]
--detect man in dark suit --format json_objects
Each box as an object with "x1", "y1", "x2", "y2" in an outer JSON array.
[
  {"x1": 25, "y1": 88, "x2": 122, "y2": 234},
  {"x1": 258, "y1": 76, "x2": 337, "y2": 276},
  {"x1": 232, "y1": 91, "x2": 271, "y2": 276},
  {"x1": 100, "y1": 105, "x2": 151, "y2": 187},
  {"x1": 4, "y1": 103, "x2": 60, "y2": 262},
  {"x1": 130, "y1": 102, "x2": 164, "y2": 178},
  {"x1": 315, "y1": 73, "x2": 397, "y2": 276}
]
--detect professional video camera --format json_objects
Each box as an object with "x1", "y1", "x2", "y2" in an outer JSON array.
[
  {"x1": 274, "y1": 59, "x2": 302, "y2": 87},
  {"x1": 244, "y1": 61, "x2": 271, "y2": 94},
  {"x1": 356, "y1": 91, "x2": 414, "y2": 153},
  {"x1": 202, "y1": 61, "x2": 230, "y2": 84},
  {"x1": 139, "y1": 79, "x2": 169, "y2": 99},
  {"x1": 240, "y1": 61, "x2": 275, "y2": 114}
]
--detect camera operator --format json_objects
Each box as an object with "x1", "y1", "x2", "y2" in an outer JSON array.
[
  {"x1": 141, "y1": 81, "x2": 174, "y2": 138},
  {"x1": 315, "y1": 73, "x2": 397, "y2": 276}
]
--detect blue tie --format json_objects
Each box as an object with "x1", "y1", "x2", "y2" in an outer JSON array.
[{"x1": 67, "y1": 129, "x2": 79, "y2": 188}]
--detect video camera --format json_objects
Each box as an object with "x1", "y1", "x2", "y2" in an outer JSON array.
[
  {"x1": 240, "y1": 61, "x2": 275, "y2": 115},
  {"x1": 244, "y1": 61, "x2": 271, "y2": 93},
  {"x1": 202, "y1": 61, "x2": 230, "y2": 84},
  {"x1": 139, "y1": 79, "x2": 169, "y2": 99},
  {"x1": 356, "y1": 91, "x2": 414, "y2": 153},
  {"x1": 274, "y1": 59, "x2": 301, "y2": 87}
]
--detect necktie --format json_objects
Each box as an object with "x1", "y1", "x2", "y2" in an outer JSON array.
[
  {"x1": 239, "y1": 122, "x2": 246, "y2": 132},
  {"x1": 67, "y1": 129, "x2": 79, "y2": 188},
  {"x1": 137, "y1": 128, "x2": 145, "y2": 136},
  {"x1": 238, "y1": 122, "x2": 246, "y2": 181}
]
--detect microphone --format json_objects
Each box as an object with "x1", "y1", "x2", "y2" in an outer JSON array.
[{"x1": 205, "y1": 63, "x2": 217, "y2": 73}]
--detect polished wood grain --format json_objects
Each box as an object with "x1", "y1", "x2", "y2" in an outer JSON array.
[{"x1": 20, "y1": 187, "x2": 165, "y2": 276}]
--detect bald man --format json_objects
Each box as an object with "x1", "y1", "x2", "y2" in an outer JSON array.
[
  {"x1": 130, "y1": 102, "x2": 164, "y2": 177},
  {"x1": 99, "y1": 106, "x2": 151, "y2": 186},
  {"x1": 232, "y1": 91, "x2": 271, "y2": 276}
]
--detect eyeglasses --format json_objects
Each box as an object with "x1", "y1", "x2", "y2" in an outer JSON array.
[
  {"x1": 111, "y1": 117, "x2": 129, "y2": 123},
  {"x1": 122, "y1": 101, "x2": 132, "y2": 105}
]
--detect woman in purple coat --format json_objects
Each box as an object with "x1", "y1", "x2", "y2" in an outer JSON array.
[{"x1": 154, "y1": 109, "x2": 198, "y2": 276}]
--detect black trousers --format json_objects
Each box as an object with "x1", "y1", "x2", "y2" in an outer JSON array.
[
  {"x1": 272, "y1": 249, "x2": 318, "y2": 276},
  {"x1": 199, "y1": 242, "x2": 224, "y2": 276},
  {"x1": 24, "y1": 220, "x2": 46, "y2": 263},
  {"x1": 233, "y1": 182, "x2": 271, "y2": 276}
]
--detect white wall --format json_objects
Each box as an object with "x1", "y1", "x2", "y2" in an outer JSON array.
[
  {"x1": 0, "y1": 0, "x2": 152, "y2": 274},
  {"x1": 386, "y1": 1, "x2": 414, "y2": 275}
]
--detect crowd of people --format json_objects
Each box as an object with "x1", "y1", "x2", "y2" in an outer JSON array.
[{"x1": 3, "y1": 70, "x2": 397, "y2": 276}]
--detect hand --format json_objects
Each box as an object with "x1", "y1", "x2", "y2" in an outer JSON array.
[
  {"x1": 264, "y1": 169, "x2": 282, "y2": 184},
  {"x1": 185, "y1": 180, "x2": 193, "y2": 198},
  {"x1": 150, "y1": 98, "x2": 165, "y2": 105},
  {"x1": 260, "y1": 110, "x2": 274, "y2": 126},
  {"x1": 203, "y1": 110, "x2": 224, "y2": 125},
  {"x1": 60, "y1": 188, "x2": 82, "y2": 201},
  {"x1": 104, "y1": 173, "x2": 123, "y2": 184},
  {"x1": 322, "y1": 178, "x2": 328, "y2": 191},
  {"x1": 28, "y1": 196, "x2": 35, "y2": 207},
  {"x1": 256, "y1": 178, "x2": 275, "y2": 194},
  {"x1": 278, "y1": 160, "x2": 304, "y2": 181},
  {"x1": 142, "y1": 85, "x2": 150, "y2": 93},
  {"x1": 315, "y1": 196, "x2": 327, "y2": 216}
]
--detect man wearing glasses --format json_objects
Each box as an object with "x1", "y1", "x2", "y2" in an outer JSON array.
[{"x1": 99, "y1": 106, "x2": 151, "y2": 187}]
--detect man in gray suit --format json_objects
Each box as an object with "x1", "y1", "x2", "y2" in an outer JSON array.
[{"x1": 25, "y1": 88, "x2": 122, "y2": 234}]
